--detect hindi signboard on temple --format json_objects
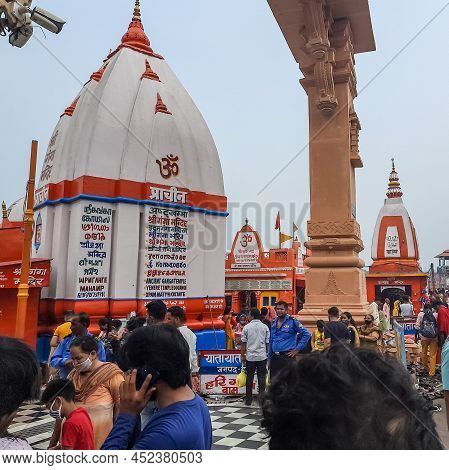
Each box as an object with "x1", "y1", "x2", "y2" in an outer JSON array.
[
  {"x1": 75, "y1": 203, "x2": 113, "y2": 299},
  {"x1": 141, "y1": 206, "x2": 189, "y2": 299},
  {"x1": 384, "y1": 226, "x2": 400, "y2": 258},
  {"x1": 232, "y1": 231, "x2": 260, "y2": 268},
  {"x1": 0, "y1": 261, "x2": 51, "y2": 289}
]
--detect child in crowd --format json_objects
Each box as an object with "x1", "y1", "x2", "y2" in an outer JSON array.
[
  {"x1": 41, "y1": 379, "x2": 94, "y2": 450},
  {"x1": 222, "y1": 308, "x2": 236, "y2": 350},
  {"x1": 311, "y1": 320, "x2": 326, "y2": 352},
  {"x1": 234, "y1": 314, "x2": 248, "y2": 349}
]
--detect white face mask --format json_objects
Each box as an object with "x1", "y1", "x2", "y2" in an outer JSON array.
[
  {"x1": 74, "y1": 353, "x2": 94, "y2": 372},
  {"x1": 49, "y1": 399, "x2": 62, "y2": 420}
]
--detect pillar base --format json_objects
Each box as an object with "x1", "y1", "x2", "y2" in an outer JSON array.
[{"x1": 299, "y1": 266, "x2": 369, "y2": 328}]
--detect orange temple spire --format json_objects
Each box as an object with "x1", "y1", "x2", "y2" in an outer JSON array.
[
  {"x1": 120, "y1": 0, "x2": 154, "y2": 55},
  {"x1": 386, "y1": 158, "x2": 403, "y2": 199}
]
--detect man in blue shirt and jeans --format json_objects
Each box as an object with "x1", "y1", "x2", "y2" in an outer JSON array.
[
  {"x1": 102, "y1": 324, "x2": 212, "y2": 450},
  {"x1": 269, "y1": 301, "x2": 311, "y2": 380}
]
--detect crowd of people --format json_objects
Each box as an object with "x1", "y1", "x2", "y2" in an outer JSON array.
[{"x1": 0, "y1": 295, "x2": 448, "y2": 451}]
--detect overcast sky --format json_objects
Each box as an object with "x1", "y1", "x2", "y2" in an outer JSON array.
[{"x1": 1, "y1": 0, "x2": 448, "y2": 270}]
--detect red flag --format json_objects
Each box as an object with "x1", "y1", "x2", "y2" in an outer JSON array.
[{"x1": 275, "y1": 212, "x2": 281, "y2": 230}]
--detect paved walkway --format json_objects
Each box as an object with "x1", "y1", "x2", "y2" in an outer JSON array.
[
  {"x1": 8, "y1": 402, "x2": 268, "y2": 450},
  {"x1": 9, "y1": 398, "x2": 449, "y2": 450}
]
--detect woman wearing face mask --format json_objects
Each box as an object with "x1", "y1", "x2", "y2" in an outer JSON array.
[
  {"x1": 359, "y1": 314, "x2": 383, "y2": 352},
  {"x1": 67, "y1": 336, "x2": 124, "y2": 449},
  {"x1": 340, "y1": 312, "x2": 360, "y2": 348}
]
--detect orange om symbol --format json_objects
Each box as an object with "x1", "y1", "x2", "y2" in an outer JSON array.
[
  {"x1": 156, "y1": 154, "x2": 180, "y2": 179},
  {"x1": 240, "y1": 234, "x2": 252, "y2": 248}
]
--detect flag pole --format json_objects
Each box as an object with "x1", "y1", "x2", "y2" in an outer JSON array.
[{"x1": 15, "y1": 140, "x2": 38, "y2": 339}]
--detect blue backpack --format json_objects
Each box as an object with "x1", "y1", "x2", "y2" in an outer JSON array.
[{"x1": 421, "y1": 311, "x2": 438, "y2": 339}]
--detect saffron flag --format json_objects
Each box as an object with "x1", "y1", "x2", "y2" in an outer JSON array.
[
  {"x1": 280, "y1": 232, "x2": 293, "y2": 245},
  {"x1": 275, "y1": 212, "x2": 281, "y2": 230},
  {"x1": 293, "y1": 222, "x2": 299, "y2": 233}
]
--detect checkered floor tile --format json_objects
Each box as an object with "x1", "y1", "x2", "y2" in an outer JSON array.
[
  {"x1": 8, "y1": 402, "x2": 267, "y2": 450},
  {"x1": 209, "y1": 405, "x2": 268, "y2": 450}
]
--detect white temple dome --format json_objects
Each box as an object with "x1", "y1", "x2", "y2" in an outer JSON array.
[
  {"x1": 37, "y1": 3, "x2": 224, "y2": 197},
  {"x1": 33, "y1": 1, "x2": 227, "y2": 323},
  {"x1": 371, "y1": 160, "x2": 419, "y2": 261}
]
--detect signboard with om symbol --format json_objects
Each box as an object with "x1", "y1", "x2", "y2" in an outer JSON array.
[{"x1": 232, "y1": 231, "x2": 261, "y2": 268}]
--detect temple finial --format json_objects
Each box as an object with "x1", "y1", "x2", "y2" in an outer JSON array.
[
  {"x1": 133, "y1": 0, "x2": 141, "y2": 21},
  {"x1": 387, "y1": 158, "x2": 403, "y2": 199},
  {"x1": 245, "y1": 218, "x2": 249, "y2": 226},
  {"x1": 2, "y1": 201, "x2": 7, "y2": 219}
]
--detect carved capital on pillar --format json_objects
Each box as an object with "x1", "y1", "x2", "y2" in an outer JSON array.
[
  {"x1": 299, "y1": 0, "x2": 338, "y2": 116},
  {"x1": 331, "y1": 19, "x2": 357, "y2": 98}
]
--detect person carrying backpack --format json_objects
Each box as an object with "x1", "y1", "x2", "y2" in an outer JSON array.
[{"x1": 416, "y1": 304, "x2": 439, "y2": 376}]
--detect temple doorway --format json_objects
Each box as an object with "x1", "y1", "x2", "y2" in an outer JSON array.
[{"x1": 376, "y1": 286, "x2": 412, "y2": 305}]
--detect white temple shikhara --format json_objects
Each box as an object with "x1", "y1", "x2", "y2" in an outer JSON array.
[{"x1": 31, "y1": 1, "x2": 228, "y2": 327}]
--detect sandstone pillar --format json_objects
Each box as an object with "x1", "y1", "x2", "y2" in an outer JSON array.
[{"x1": 268, "y1": 0, "x2": 376, "y2": 324}]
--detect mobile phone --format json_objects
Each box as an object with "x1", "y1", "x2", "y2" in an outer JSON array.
[{"x1": 135, "y1": 366, "x2": 160, "y2": 391}]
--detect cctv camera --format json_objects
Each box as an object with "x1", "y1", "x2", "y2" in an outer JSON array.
[
  {"x1": 9, "y1": 23, "x2": 33, "y2": 47},
  {"x1": 30, "y1": 6, "x2": 64, "y2": 34}
]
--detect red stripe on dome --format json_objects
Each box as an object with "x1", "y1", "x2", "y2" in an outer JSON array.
[
  {"x1": 39, "y1": 297, "x2": 225, "y2": 331},
  {"x1": 376, "y1": 216, "x2": 414, "y2": 260},
  {"x1": 36, "y1": 175, "x2": 228, "y2": 213}
]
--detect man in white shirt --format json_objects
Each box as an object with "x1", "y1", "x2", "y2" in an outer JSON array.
[
  {"x1": 400, "y1": 296, "x2": 414, "y2": 318},
  {"x1": 166, "y1": 306, "x2": 200, "y2": 392},
  {"x1": 368, "y1": 299, "x2": 382, "y2": 327},
  {"x1": 241, "y1": 308, "x2": 270, "y2": 406}
]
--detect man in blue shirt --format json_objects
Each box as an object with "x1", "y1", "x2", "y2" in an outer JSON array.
[
  {"x1": 269, "y1": 301, "x2": 311, "y2": 380},
  {"x1": 50, "y1": 313, "x2": 106, "y2": 378},
  {"x1": 101, "y1": 324, "x2": 212, "y2": 450}
]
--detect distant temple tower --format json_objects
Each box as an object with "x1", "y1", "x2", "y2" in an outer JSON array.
[
  {"x1": 32, "y1": 1, "x2": 227, "y2": 328},
  {"x1": 366, "y1": 160, "x2": 426, "y2": 310}
]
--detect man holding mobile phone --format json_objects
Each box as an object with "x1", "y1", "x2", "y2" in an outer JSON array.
[{"x1": 101, "y1": 324, "x2": 212, "y2": 450}]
